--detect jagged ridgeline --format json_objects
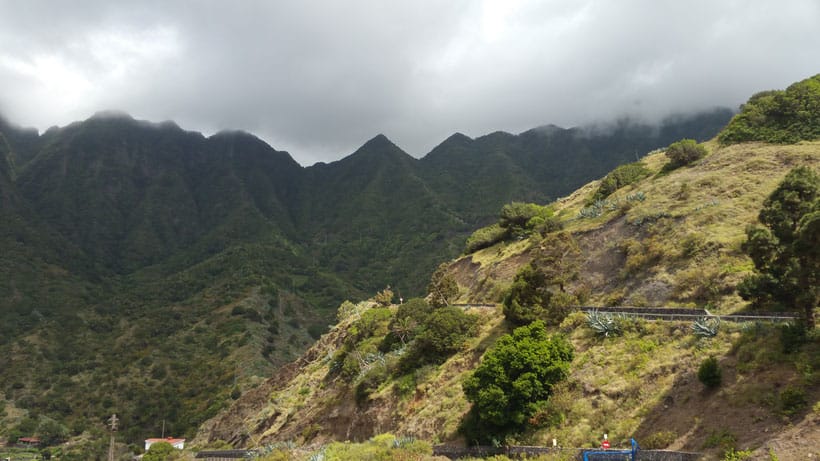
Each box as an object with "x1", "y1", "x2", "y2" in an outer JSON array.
[
  {"x1": 0, "y1": 107, "x2": 732, "y2": 450},
  {"x1": 196, "y1": 75, "x2": 818, "y2": 461}
]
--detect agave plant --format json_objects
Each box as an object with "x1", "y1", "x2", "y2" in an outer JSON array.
[
  {"x1": 692, "y1": 316, "x2": 720, "y2": 337},
  {"x1": 626, "y1": 191, "x2": 646, "y2": 202},
  {"x1": 392, "y1": 436, "x2": 417, "y2": 448},
  {"x1": 587, "y1": 309, "x2": 622, "y2": 337}
]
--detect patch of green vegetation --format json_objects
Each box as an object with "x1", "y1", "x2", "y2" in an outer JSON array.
[
  {"x1": 464, "y1": 202, "x2": 561, "y2": 254},
  {"x1": 589, "y1": 161, "x2": 651, "y2": 203},
  {"x1": 738, "y1": 166, "x2": 819, "y2": 328},
  {"x1": 719, "y1": 74, "x2": 820, "y2": 144},
  {"x1": 462, "y1": 321, "x2": 573, "y2": 442},
  {"x1": 642, "y1": 430, "x2": 678, "y2": 449},
  {"x1": 698, "y1": 356, "x2": 722, "y2": 388},
  {"x1": 665, "y1": 139, "x2": 708, "y2": 169}
]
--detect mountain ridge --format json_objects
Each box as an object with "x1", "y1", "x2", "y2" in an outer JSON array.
[{"x1": 0, "y1": 107, "x2": 735, "y2": 450}]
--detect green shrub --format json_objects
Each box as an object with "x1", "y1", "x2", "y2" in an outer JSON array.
[
  {"x1": 143, "y1": 442, "x2": 174, "y2": 461},
  {"x1": 373, "y1": 287, "x2": 394, "y2": 306},
  {"x1": 590, "y1": 162, "x2": 650, "y2": 202},
  {"x1": 410, "y1": 307, "x2": 478, "y2": 363},
  {"x1": 779, "y1": 385, "x2": 807, "y2": 416},
  {"x1": 503, "y1": 263, "x2": 550, "y2": 326},
  {"x1": 499, "y1": 202, "x2": 556, "y2": 238},
  {"x1": 465, "y1": 223, "x2": 508, "y2": 253},
  {"x1": 665, "y1": 139, "x2": 707, "y2": 168},
  {"x1": 462, "y1": 321, "x2": 573, "y2": 441},
  {"x1": 698, "y1": 356, "x2": 722, "y2": 388}
]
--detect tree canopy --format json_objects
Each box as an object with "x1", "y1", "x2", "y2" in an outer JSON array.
[
  {"x1": 462, "y1": 321, "x2": 573, "y2": 438},
  {"x1": 738, "y1": 166, "x2": 819, "y2": 329},
  {"x1": 503, "y1": 232, "x2": 581, "y2": 326},
  {"x1": 719, "y1": 74, "x2": 820, "y2": 144}
]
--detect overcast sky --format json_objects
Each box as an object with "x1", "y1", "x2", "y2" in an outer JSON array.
[{"x1": 1, "y1": 1, "x2": 818, "y2": 165}]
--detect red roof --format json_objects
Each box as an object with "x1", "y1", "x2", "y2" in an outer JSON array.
[
  {"x1": 146, "y1": 437, "x2": 185, "y2": 443},
  {"x1": 19, "y1": 437, "x2": 41, "y2": 443}
]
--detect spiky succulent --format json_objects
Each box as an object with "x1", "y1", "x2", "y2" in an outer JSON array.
[
  {"x1": 587, "y1": 309, "x2": 622, "y2": 337},
  {"x1": 692, "y1": 316, "x2": 720, "y2": 337}
]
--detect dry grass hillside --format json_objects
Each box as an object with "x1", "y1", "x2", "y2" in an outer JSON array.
[{"x1": 196, "y1": 141, "x2": 819, "y2": 460}]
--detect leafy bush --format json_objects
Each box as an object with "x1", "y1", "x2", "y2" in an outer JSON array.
[
  {"x1": 464, "y1": 223, "x2": 507, "y2": 253},
  {"x1": 665, "y1": 139, "x2": 707, "y2": 168},
  {"x1": 698, "y1": 356, "x2": 722, "y2": 388},
  {"x1": 462, "y1": 321, "x2": 573, "y2": 440},
  {"x1": 499, "y1": 202, "x2": 545, "y2": 229},
  {"x1": 143, "y1": 442, "x2": 174, "y2": 461},
  {"x1": 779, "y1": 385, "x2": 807, "y2": 416},
  {"x1": 499, "y1": 202, "x2": 556, "y2": 238},
  {"x1": 381, "y1": 298, "x2": 432, "y2": 351},
  {"x1": 503, "y1": 264, "x2": 550, "y2": 326},
  {"x1": 373, "y1": 287, "x2": 394, "y2": 306},
  {"x1": 400, "y1": 306, "x2": 477, "y2": 369},
  {"x1": 719, "y1": 74, "x2": 820, "y2": 144},
  {"x1": 590, "y1": 161, "x2": 650, "y2": 202}
]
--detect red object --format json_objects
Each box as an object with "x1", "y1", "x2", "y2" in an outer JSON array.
[{"x1": 602, "y1": 440, "x2": 611, "y2": 449}]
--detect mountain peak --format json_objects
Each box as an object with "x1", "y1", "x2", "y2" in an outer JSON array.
[
  {"x1": 348, "y1": 133, "x2": 410, "y2": 160},
  {"x1": 361, "y1": 133, "x2": 397, "y2": 149}
]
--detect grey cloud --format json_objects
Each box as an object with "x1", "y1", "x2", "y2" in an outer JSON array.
[{"x1": 0, "y1": 0, "x2": 818, "y2": 164}]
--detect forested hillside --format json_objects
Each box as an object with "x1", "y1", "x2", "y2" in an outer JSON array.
[
  {"x1": 0, "y1": 107, "x2": 731, "y2": 453},
  {"x1": 197, "y1": 75, "x2": 819, "y2": 461}
]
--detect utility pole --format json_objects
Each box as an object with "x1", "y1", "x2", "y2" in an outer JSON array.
[{"x1": 107, "y1": 413, "x2": 118, "y2": 461}]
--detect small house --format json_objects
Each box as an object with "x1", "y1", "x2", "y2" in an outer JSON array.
[
  {"x1": 145, "y1": 437, "x2": 186, "y2": 451},
  {"x1": 18, "y1": 437, "x2": 41, "y2": 447}
]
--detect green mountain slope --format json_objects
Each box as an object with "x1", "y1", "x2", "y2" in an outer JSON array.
[
  {"x1": 193, "y1": 75, "x2": 819, "y2": 458},
  {"x1": 196, "y1": 139, "x2": 819, "y2": 460},
  {"x1": 0, "y1": 108, "x2": 732, "y2": 451}
]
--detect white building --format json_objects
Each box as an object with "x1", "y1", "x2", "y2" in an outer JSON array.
[{"x1": 145, "y1": 437, "x2": 186, "y2": 451}]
